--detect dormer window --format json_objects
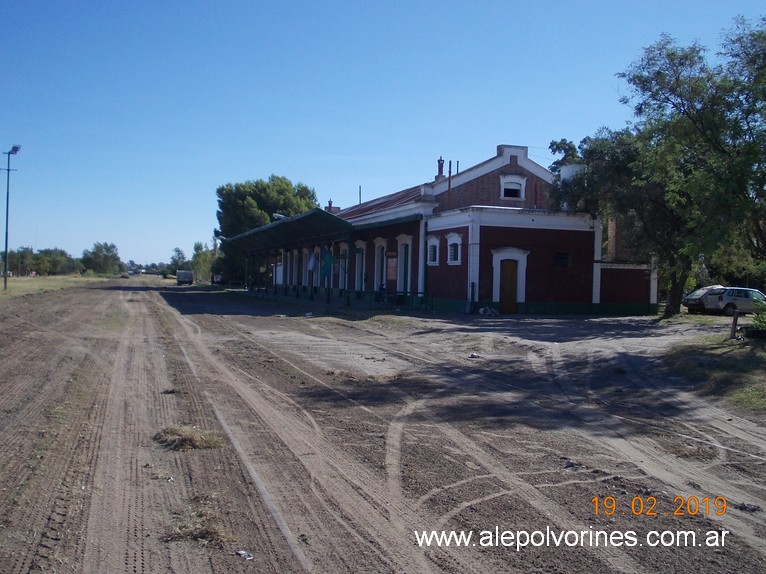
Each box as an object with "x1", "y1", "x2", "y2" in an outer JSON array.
[{"x1": 500, "y1": 174, "x2": 527, "y2": 200}]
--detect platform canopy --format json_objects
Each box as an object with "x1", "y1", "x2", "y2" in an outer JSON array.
[{"x1": 225, "y1": 208, "x2": 354, "y2": 254}]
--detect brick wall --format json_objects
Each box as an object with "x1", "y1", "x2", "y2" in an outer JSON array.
[
  {"x1": 480, "y1": 227, "x2": 595, "y2": 303},
  {"x1": 600, "y1": 267, "x2": 651, "y2": 304},
  {"x1": 424, "y1": 225, "x2": 469, "y2": 300},
  {"x1": 433, "y1": 158, "x2": 551, "y2": 213}
]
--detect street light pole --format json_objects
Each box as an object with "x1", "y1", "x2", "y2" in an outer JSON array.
[{"x1": 3, "y1": 145, "x2": 21, "y2": 291}]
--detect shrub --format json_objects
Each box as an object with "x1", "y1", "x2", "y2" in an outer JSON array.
[{"x1": 752, "y1": 300, "x2": 766, "y2": 330}]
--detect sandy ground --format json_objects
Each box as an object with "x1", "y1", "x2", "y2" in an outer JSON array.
[{"x1": 0, "y1": 277, "x2": 764, "y2": 573}]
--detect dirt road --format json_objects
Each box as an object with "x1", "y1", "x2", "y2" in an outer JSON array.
[{"x1": 1, "y1": 277, "x2": 764, "y2": 573}]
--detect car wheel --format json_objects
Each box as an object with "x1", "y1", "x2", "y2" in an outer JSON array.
[{"x1": 723, "y1": 303, "x2": 737, "y2": 316}]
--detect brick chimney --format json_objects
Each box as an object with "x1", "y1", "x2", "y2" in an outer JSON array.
[{"x1": 325, "y1": 199, "x2": 341, "y2": 214}]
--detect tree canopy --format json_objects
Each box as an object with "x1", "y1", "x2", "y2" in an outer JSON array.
[
  {"x1": 550, "y1": 17, "x2": 766, "y2": 315},
  {"x1": 216, "y1": 175, "x2": 319, "y2": 240},
  {"x1": 191, "y1": 242, "x2": 214, "y2": 282},
  {"x1": 81, "y1": 242, "x2": 122, "y2": 275},
  {"x1": 2, "y1": 246, "x2": 82, "y2": 276},
  {"x1": 215, "y1": 175, "x2": 319, "y2": 280}
]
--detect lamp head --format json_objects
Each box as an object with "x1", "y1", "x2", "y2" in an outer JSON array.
[{"x1": 9, "y1": 145, "x2": 20, "y2": 155}]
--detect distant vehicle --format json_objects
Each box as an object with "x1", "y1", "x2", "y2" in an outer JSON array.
[
  {"x1": 700, "y1": 287, "x2": 766, "y2": 316},
  {"x1": 176, "y1": 270, "x2": 194, "y2": 286},
  {"x1": 682, "y1": 285, "x2": 724, "y2": 314}
]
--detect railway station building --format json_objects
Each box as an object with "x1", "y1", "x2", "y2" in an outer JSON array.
[{"x1": 226, "y1": 145, "x2": 658, "y2": 315}]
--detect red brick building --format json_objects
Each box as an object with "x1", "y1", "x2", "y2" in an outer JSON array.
[{"x1": 228, "y1": 145, "x2": 658, "y2": 314}]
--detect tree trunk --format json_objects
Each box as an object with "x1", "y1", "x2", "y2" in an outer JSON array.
[{"x1": 663, "y1": 269, "x2": 689, "y2": 317}]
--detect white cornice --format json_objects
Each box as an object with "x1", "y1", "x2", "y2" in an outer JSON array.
[{"x1": 427, "y1": 206, "x2": 597, "y2": 232}]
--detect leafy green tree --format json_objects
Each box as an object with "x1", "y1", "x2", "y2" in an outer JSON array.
[
  {"x1": 11, "y1": 247, "x2": 35, "y2": 276},
  {"x1": 619, "y1": 18, "x2": 766, "y2": 262},
  {"x1": 548, "y1": 139, "x2": 582, "y2": 176},
  {"x1": 191, "y1": 242, "x2": 214, "y2": 282},
  {"x1": 35, "y1": 248, "x2": 75, "y2": 275},
  {"x1": 34, "y1": 252, "x2": 51, "y2": 276},
  {"x1": 216, "y1": 175, "x2": 318, "y2": 239},
  {"x1": 215, "y1": 175, "x2": 319, "y2": 280},
  {"x1": 169, "y1": 247, "x2": 188, "y2": 274},
  {"x1": 551, "y1": 17, "x2": 766, "y2": 314},
  {"x1": 550, "y1": 129, "x2": 703, "y2": 315},
  {"x1": 81, "y1": 242, "x2": 121, "y2": 275},
  {"x1": 706, "y1": 234, "x2": 766, "y2": 288}
]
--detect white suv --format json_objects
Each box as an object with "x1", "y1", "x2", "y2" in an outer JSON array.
[{"x1": 701, "y1": 287, "x2": 766, "y2": 316}]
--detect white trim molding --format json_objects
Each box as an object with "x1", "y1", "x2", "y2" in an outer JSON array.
[
  {"x1": 396, "y1": 233, "x2": 413, "y2": 292},
  {"x1": 427, "y1": 206, "x2": 596, "y2": 233},
  {"x1": 445, "y1": 232, "x2": 462, "y2": 265},
  {"x1": 426, "y1": 234, "x2": 439, "y2": 266},
  {"x1": 499, "y1": 174, "x2": 527, "y2": 200},
  {"x1": 491, "y1": 247, "x2": 530, "y2": 303},
  {"x1": 354, "y1": 240, "x2": 366, "y2": 291}
]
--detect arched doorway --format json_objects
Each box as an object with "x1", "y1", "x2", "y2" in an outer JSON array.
[
  {"x1": 492, "y1": 247, "x2": 530, "y2": 314},
  {"x1": 499, "y1": 259, "x2": 518, "y2": 314}
]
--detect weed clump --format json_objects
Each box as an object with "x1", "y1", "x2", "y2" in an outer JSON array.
[
  {"x1": 153, "y1": 425, "x2": 223, "y2": 451},
  {"x1": 163, "y1": 494, "x2": 226, "y2": 547}
]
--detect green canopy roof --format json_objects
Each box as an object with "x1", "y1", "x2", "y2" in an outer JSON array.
[{"x1": 225, "y1": 208, "x2": 354, "y2": 254}]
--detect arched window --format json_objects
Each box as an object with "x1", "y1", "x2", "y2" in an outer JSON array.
[
  {"x1": 354, "y1": 240, "x2": 366, "y2": 291},
  {"x1": 426, "y1": 235, "x2": 439, "y2": 266},
  {"x1": 446, "y1": 232, "x2": 462, "y2": 265},
  {"x1": 338, "y1": 243, "x2": 348, "y2": 289},
  {"x1": 373, "y1": 238, "x2": 387, "y2": 290},
  {"x1": 396, "y1": 234, "x2": 412, "y2": 293}
]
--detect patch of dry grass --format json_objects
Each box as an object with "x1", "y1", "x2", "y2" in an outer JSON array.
[
  {"x1": 152, "y1": 425, "x2": 223, "y2": 451},
  {"x1": 0, "y1": 275, "x2": 109, "y2": 298},
  {"x1": 665, "y1": 335, "x2": 766, "y2": 412},
  {"x1": 163, "y1": 494, "x2": 226, "y2": 547}
]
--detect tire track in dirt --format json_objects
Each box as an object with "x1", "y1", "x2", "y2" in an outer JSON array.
[
  {"x1": 81, "y1": 289, "x2": 152, "y2": 574},
  {"x1": 277, "y1": 321, "x2": 633, "y2": 569},
  {"x1": 80, "y1": 288, "x2": 243, "y2": 574},
  {"x1": 384, "y1": 381, "x2": 643, "y2": 574},
  {"x1": 216, "y1": 316, "x2": 644, "y2": 573},
  {"x1": 150, "y1": 294, "x2": 327, "y2": 573},
  {"x1": 8, "y1": 285, "x2": 761, "y2": 572},
  {"x1": 168, "y1": 310, "x2": 490, "y2": 574},
  {"x1": 545, "y1": 342, "x2": 766, "y2": 558},
  {"x1": 238, "y1": 313, "x2": 766, "y2": 571},
  {"x1": 0, "y1": 343, "x2": 113, "y2": 573},
  {"x1": 0, "y1": 286, "x2": 124, "y2": 573}
]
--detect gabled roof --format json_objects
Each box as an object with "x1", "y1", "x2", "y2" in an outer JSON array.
[
  {"x1": 226, "y1": 208, "x2": 353, "y2": 253},
  {"x1": 336, "y1": 145, "x2": 552, "y2": 222},
  {"x1": 336, "y1": 185, "x2": 423, "y2": 220},
  {"x1": 225, "y1": 145, "x2": 554, "y2": 254}
]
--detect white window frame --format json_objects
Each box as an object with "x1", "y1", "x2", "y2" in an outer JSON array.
[
  {"x1": 396, "y1": 234, "x2": 412, "y2": 293},
  {"x1": 338, "y1": 242, "x2": 348, "y2": 289},
  {"x1": 373, "y1": 237, "x2": 387, "y2": 290},
  {"x1": 354, "y1": 240, "x2": 366, "y2": 291},
  {"x1": 500, "y1": 174, "x2": 527, "y2": 200},
  {"x1": 446, "y1": 232, "x2": 462, "y2": 265},
  {"x1": 426, "y1": 235, "x2": 439, "y2": 266}
]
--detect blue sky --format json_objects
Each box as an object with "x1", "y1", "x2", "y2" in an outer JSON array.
[{"x1": 2, "y1": 1, "x2": 763, "y2": 265}]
